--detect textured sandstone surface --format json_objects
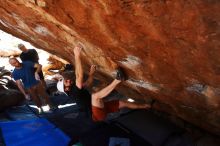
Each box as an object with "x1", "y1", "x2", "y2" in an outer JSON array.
[{"x1": 0, "y1": 0, "x2": 220, "y2": 135}]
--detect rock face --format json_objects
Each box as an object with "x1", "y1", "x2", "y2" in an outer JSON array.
[
  {"x1": 0, "y1": 88, "x2": 24, "y2": 111},
  {"x1": 0, "y1": 0, "x2": 220, "y2": 135},
  {"x1": 42, "y1": 55, "x2": 65, "y2": 75},
  {"x1": 0, "y1": 49, "x2": 20, "y2": 57},
  {"x1": 0, "y1": 68, "x2": 24, "y2": 111}
]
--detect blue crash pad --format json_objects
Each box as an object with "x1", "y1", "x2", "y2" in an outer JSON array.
[{"x1": 0, "y1": 118, "x2": 70, "y2": 146}]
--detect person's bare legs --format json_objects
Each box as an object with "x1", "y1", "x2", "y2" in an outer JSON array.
[
  {"x1": 92, "y1": 79, "x2": 121, "y2": 108},
  {"x1": 28, "y1": 86, "x2": 42, "y2": 108},
  {"x1": 38, "y1": 71, "x2": 47, "y2": 89},
  {"x1": 36, "y1": 83, "x2": 52, "y2": 106},
  {"x1": 119, "y1": 100, "x2": 151, "y2": 109},
  {"x1": 40, "y1": 79, "x2": 47, "y2": 89}
]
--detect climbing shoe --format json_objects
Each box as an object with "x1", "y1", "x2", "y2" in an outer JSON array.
[{"x1": 115, "y1": 67, "x2": 127, "y2": 81}]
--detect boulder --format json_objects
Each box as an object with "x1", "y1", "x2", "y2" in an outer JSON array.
[{"x1": 0, "y1": 0, "x2": 219, "y2": 135}]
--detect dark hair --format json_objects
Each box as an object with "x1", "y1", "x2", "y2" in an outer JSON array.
[
  {"x1": 64, "y1": 64, "x2": 73, "y2": 71},
  {"x1": 61, "y1": 71, "x2": 75, "y2": 81}
]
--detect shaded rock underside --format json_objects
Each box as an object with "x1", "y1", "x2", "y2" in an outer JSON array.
[{"x1": 0, "y1": 0, "x2": 220, "y2": 136}]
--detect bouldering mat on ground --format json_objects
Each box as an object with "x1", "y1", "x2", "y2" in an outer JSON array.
[
  {"x1": 79, "y1": 122, "x2": 152, "y2": 146},
  {"x1": 114, "y1": 110, "x2": 193, "y2": 146},
  {"x1": 0, "y1": 118, "x2": 70, "y2": 146}
]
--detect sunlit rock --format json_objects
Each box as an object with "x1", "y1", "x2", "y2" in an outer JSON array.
[{"x1": 0, "y1": 0, "x2": 219, "y2": 135}]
